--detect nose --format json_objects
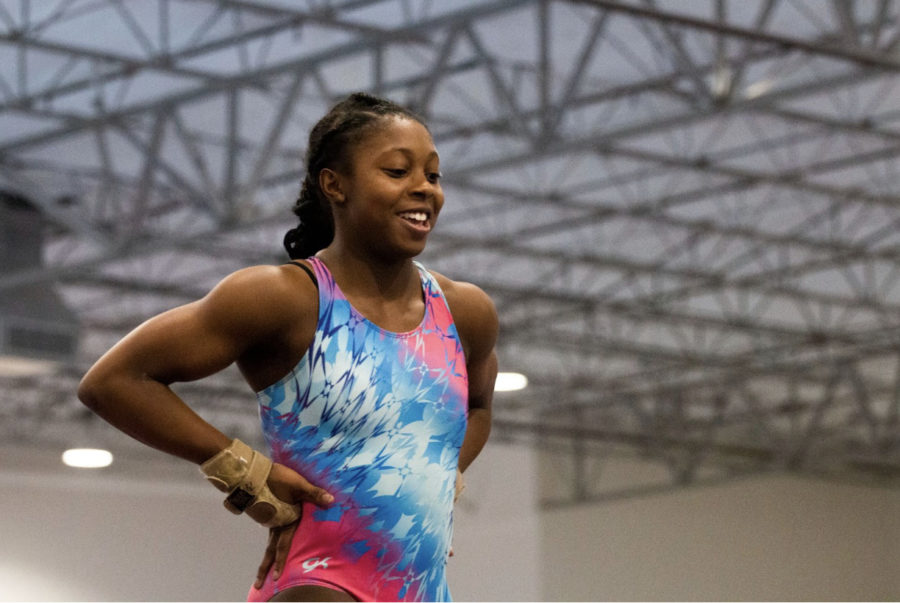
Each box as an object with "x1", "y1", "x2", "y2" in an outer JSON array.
[{"x1": 409, "y1": 174, "x2": 435, "y2": 200}]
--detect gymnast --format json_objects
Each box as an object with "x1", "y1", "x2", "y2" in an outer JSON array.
[{"x1": 78, "y1": 92, "x2": 498, "y2": 601}]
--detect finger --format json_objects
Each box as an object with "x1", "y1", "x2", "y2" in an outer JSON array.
[
  {"x1": 254, "y1": 530, "x2": 278, "y2": 589},
  {"x1": 454, "y1": 469, "x2": 465, "y2": 503},
  {"x1": 273, "y1": 522, "x2": 300, "y2": 580},
  {"x1": 269, "y1": 464, "x2": 334, "y2": 508},
  {"x1": 300, "y1": 482, "x2": 334, "y2": 509},
  {"x1": 291, "y1": 479, "x2": 334, "y2": 508}
]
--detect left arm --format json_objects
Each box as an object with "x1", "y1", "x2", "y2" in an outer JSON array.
[
  {"x1": 439, "y1": 277, "x2": 499, "y2": 473},
  {"x1": 459, "y1": 348, "x2": 496, "y2": 473}
]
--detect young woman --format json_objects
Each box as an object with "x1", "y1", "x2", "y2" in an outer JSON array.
[{"x1": 78, "y1": 93, "x2": 498, "y2": 602}]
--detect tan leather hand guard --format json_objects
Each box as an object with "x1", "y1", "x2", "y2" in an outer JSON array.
[{"x1": 200, "y1": 439, "x2": 300, "y2": 528}]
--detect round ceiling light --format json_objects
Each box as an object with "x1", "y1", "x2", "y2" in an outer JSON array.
[
  {"x1": 62, "y1": 448, "x2": 113, "y2": 469},
  {"x1": 494, "y1": 372, "x2": 528, "y2": 392}
]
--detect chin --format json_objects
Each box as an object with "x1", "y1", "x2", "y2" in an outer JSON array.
[
  {"x1": 369, "y1": 241, "x2": 427, "y2": 262},
  {"x1": 393, "y1": 234, "x2": 429, "y2": 257},
  {"x1": 397, "y1": 244, "x2": 427, "y2": 260}
]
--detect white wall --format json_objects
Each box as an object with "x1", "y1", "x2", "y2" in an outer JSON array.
[
  {"x1": 0, "y1": 448, "x2": 262, "y2": 602},
  {"x1": 448, "y1": 443, "x2": 541, "y2": 601},
  {"x1": 540, "y1": 467, "x2": 900, "y2": 601},
  {"x1": 4, "y1": 441, "x2": 898, "y2": 602},
  {"x1": 0, "y1": 442, "x2": 540, "y2": 602}
]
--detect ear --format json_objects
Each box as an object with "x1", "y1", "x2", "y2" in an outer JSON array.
[{"x1": 319, "y1": 168, "x2": 346, "y2": 204}]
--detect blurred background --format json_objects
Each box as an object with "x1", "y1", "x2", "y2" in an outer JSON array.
[{"x1": 1, "y1": 0, "x2": 899, "y2": 600}]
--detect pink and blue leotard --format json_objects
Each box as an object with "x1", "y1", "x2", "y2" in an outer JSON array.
[{"x1": 248, "y1": 257, "x2": 468, "y2": 602}]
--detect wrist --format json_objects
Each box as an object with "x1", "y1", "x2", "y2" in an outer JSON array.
[{"x1": 200, "y1": 439, "x2": 301, "y2": 528}]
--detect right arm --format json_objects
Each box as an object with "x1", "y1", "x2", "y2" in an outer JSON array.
[
  {"x1": 78, "y1": 265, "x2": 294, "y2": 464},
  {"x1": 79, "y1": 263, "x2": 332, "y2": 586}
]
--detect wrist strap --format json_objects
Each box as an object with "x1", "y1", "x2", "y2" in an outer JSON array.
[{"x1": 200, "y1": 439, "x2": 300, "y2": 528}]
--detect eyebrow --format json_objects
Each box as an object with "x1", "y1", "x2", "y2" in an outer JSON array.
[{"x1": 381, "y1": 147, "x2": 440, "y2": 161}]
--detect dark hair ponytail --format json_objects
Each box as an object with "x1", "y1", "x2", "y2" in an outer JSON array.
[
  {"x1": 283, "y1": 92, "x2": 427, "y2": 259},
  {"x1": 283, "y1": 174, "x2": 333, "y2": 259}
]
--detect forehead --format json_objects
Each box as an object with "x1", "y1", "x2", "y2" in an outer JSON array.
[{"x1": 354, "y1": 116, "x2": 437, "y2": 158}]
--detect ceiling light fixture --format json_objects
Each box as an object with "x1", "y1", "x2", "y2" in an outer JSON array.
[
  {"x1": 62, "y1": 448, "x2": 113, "y2": 469},
  {"x1": 495, "y1": 372, "x2": 528, "y2": 392}
]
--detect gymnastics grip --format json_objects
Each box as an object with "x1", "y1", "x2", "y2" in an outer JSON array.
[{"x1": 200, "y1": 439, "x2": 300, "y2": 528}]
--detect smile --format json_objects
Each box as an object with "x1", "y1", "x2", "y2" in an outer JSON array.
[{"x1": 397, "y1": 211, "x2": 431, "y2": 232}]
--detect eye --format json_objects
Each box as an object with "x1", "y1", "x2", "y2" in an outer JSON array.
[
  {"x1": 384, "y1": 168, "x2": 407, "y2": 178},
  {"x1": 427, "y1": 171, "x2": 442, "y2": 184}
]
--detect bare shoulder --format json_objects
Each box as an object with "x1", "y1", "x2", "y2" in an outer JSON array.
[
  {"x1": 199, "y1": 261, "x2": 318, "y2": 337},
  {"x1": 431, "y1": 271, "x2": 497, "y2": 323},
  {"x1": 430, "y1": 270, "x2": 498, "y2": 357},
  {"x1": 79, "y1": 261, "x2": 319, "y2": 390}
]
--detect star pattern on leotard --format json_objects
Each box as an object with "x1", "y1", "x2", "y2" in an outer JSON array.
[{"x1": 257, "y1": 260, "x2": 467, "y2": 601}]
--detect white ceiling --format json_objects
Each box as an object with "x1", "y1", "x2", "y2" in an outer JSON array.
[{"x1": 2, "y1": 0, "x2": 900, "y2": 504}]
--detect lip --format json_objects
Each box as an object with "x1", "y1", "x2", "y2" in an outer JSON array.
[
  {"x1": 396, "y1": 207, "x2": 432, "y2": 219},
  {"x1": 396, "y1": 207, "x2": 433, "y2": 235},
  {"x1": 397, "y1": 213, "x2": 432, "y2": 235}
]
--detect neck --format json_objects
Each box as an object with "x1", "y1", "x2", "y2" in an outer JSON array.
[{"x1": 316, "y1": 242, "x2": 419, "y2": 301}]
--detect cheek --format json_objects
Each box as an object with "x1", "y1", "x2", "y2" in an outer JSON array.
[{"x1": 434, "y1": 190, "x2": 446, "y2": 216}]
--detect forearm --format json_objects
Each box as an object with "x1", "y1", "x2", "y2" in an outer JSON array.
[
  {"x1": 458, "y1": 407, "x2": 491, "y2": 473},
  {"x1": 78, "y1": 370, "x2": 230, "y2": 465}
]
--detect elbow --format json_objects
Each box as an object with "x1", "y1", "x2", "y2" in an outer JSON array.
[
  {"x1": 77, "y1": 364, "x2": 114, "y2": 413},
  {"x1": 77, "y1": 370, "x2": 101, "y2": 411}
]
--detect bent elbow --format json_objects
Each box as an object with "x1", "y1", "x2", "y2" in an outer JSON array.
[
  {"x1": 77, "y1": 364, "x2": 113, "y2": 412},
  {"x1": 77, "y1": 372, "x2": 100, "y2": 411}
]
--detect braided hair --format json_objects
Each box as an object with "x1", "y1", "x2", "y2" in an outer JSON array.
[{"x1": 283, "y1": 92, "x2": 427, "y2": 259}]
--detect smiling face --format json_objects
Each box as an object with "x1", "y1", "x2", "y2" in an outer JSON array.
[{"x1": 321, "y1": 115, "x2": 444, "y2": 260}]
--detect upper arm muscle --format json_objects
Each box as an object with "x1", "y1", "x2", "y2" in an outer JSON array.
[
  {"x1": 435, "y1": 275, "x2": 499, "y2": 411},
  {"x1": 87, "y1": 266, "x2": 303, "y2": 387}
]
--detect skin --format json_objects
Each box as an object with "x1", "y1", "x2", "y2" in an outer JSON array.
[{"x1": 78, "y1": 116, "x2": 497, "y2": 602}]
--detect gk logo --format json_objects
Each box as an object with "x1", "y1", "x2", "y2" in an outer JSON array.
[{"x1": 302, "y1": 557, "x2": 332, "y2": 573}]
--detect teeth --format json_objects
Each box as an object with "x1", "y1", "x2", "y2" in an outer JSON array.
[{"x1": 400, "y1": 211, "x2": 428, "y2": 222}]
